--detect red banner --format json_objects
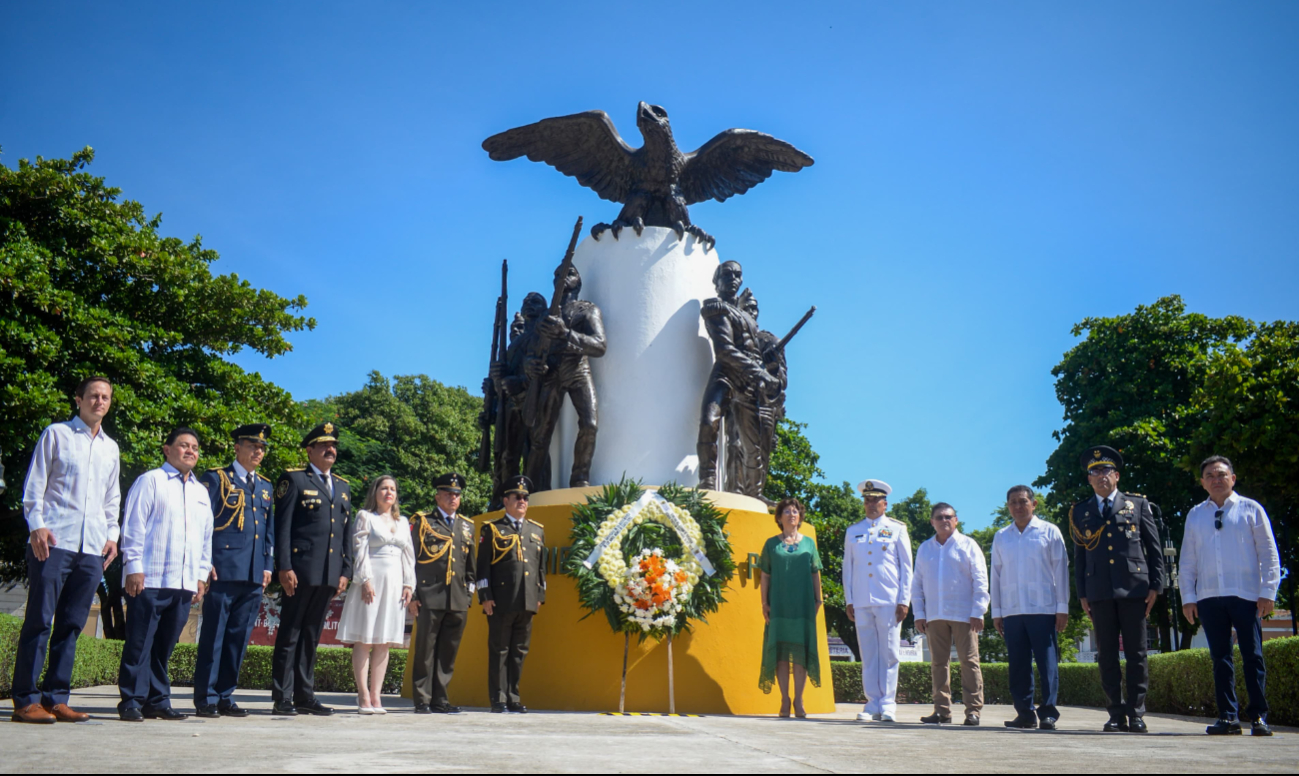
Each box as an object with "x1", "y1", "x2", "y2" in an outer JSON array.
[{"x1": 249, "y1": 595, "x2": 346, "y2": 647}]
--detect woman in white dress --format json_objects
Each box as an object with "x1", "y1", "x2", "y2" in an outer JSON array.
[{"x1": 336, "y1": 475, "x2": 415, "y2": 714}]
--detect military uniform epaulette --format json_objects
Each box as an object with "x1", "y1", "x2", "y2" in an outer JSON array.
[
  {"x1": 333, "y1": 474, "x2": 349, "y2": 483},
  {"x1": 257, "y1": 472, "x2": 272, "y2": 482},
  {"x1": 526, "y1": 518, "x2": 544, "y2": 528},
  {"x1": 284, "y1": 467, "x2": 305, "y2": 472}
]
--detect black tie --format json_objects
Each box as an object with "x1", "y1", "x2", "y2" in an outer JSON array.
[
  {"x1": 246, "y1": 473, "x2": 255, "y2": 491},
  {"x1": 445, "y1": 514, "x2": 453, "y2": 529},
  {"x1": 1102, "y1": 497, "x2": 1113, "y2": 522}
]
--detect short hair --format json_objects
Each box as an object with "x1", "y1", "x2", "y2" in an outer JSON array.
[
  {"x1": 75, "y1": 376, "x2": 113, "y2": 398},
  {"x1": 930, "y1": 502, "x2": 956, "y2": 518},
  {"x1": 1006, "y1": 485, "x2": 1035, "y2": 502},
  {"x1": 164, "y1": 426, "x2": 200, "y2": 446},
  {"x1": 364, "y1": 475, "x2": 401, "y2": 519},
  {"x1": 713, "y1": 260, "x2": 742, "y2": 284},
  {"x1": 1200, "y1": 455, "x2": 1234, "y2": 475},
  {"x1": 774, "y1": 497, "x2": 805, "y2": 528}
]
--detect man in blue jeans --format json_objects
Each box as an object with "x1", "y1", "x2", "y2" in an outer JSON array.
[
  {"x1": 1180, "y1": 456, "x2": 1281, "y2": 737},
  {"x1": 11, "y1": 377, "x2": 121, "y2": 725},
  {"x1": 990, "y1": 485, "x2": 1071, "y2": 730}
]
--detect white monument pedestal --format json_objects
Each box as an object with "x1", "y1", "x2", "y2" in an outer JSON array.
[{"x1": 548, "y1": 227, "x2": 719, "y2": 490}]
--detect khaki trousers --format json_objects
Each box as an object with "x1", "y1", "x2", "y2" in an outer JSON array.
[{"x1": 927, "y1": 619, "x2": 983, "y2": 716}]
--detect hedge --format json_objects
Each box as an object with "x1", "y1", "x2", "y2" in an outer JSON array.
[
  {"x1": 832, "y1": 635, "x2": 1299, "y2": 726},
  {"x1": 0, "y1": 613, "x2": 406, "y2": 700}
]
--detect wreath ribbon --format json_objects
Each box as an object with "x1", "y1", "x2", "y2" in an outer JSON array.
[{"x1": 583, "y1": 492, "x2": 715, "y2": 577}]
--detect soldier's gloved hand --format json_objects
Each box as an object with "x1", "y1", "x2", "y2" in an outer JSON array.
[
  {"x1": 482, "y1": 375, "x2": 495, "y2": 395},
  {"x1": 538, "y1": 314, "x2": 568, "y2": 341}
]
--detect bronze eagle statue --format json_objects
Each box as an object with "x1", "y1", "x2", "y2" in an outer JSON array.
[{"x1": 482, "y1": 102, "x2": 814, "y2": 251}]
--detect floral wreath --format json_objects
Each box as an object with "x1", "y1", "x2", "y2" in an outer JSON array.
[{"x1": 566, "y1": 479, "x2": 736, "y2": 640}]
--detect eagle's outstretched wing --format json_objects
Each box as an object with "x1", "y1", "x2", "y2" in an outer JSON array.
[
  {"x1": 482, "y1": 111, "x2": 638, "y2": 204},
  {"x1": 678, "y1": 130, "x2": 814, "y2": 206}
]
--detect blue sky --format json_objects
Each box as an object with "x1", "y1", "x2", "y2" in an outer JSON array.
[{"x1": 3, "y1": 2, "x2": 1297, "y2": 528}]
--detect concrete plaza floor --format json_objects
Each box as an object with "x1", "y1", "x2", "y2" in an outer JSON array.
[{"x1": 1, "y1": 686, "x2": 1295, "y2": 773}]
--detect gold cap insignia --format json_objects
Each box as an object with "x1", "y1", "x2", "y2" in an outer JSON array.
[
  {"x1": 258, "y1": 430, "x2": 266, "y2": 440},
  {"x1": 324, "y1": 422, "x2": 334, "y2": 435},
  {"x1": 1094, "y1": 450, "x2": 1102, "y2": 458}
]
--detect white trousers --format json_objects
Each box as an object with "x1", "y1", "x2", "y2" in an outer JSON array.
[{"x1": 855, "y1": 605, "x2": 901, "y2": 715}]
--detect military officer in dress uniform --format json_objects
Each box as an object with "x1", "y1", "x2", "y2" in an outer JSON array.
[
  {"x1": 408, "y1": 472, "x2": 477, "y2": 714},
  {"x1": 843, "y1": 479, "x2": 913, "y2": 723},
  {"x1": 193, "y1": 424, "x2": 275, "y2": 718},
  {"x1": 477, "y1": 475, "x2": 545, "y2": 713},
  {"x1": 1069, "y1": 445, "x2": 1163, "y2": 733},
  {"x1": 270, "y1": 422, "x2": 353, "y2": 716}
]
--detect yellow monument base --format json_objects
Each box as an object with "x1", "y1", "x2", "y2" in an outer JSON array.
[{"x1": 401, "y1": 490, "x2": 836, "y2": 715}]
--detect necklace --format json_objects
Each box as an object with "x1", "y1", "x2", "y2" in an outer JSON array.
[{"x1": 782, "y1": 533, "x2": 801, "y2": 552}]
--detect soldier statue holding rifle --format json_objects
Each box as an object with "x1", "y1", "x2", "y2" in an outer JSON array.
[{"x1": 523, "y1": 218, "x2": 607, "y2": 491}]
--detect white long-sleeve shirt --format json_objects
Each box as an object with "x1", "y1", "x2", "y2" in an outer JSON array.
[
  {"x1": 843, "y1": 516, "x2": 912, "y2": 608},
  {"x1": 1180, "y1": 493, "x2": 1281, "y2": 605},
  {"x1": 912, "y1": 531, "x2": 989, "y2": 622},
  {"x1": 121, "y1": 463, "x2": 213, "y2": 593},
  {"x1": 990, "y1": 516, "x2": 1071, "y2": 619},
  {"x1": 22, "y1": 416, "x2": 121, "y2": 553}
]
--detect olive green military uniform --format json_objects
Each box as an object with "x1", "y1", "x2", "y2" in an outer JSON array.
[
  {"x1": 476, "y1": 515, "x2": 546, "y2": 706},
  {"x1": 410, "y1": 508, "x2": 477, "y2": 708}
]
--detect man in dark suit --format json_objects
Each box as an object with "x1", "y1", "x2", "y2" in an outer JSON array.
[
  {"x1": 193, "y1": 424, "x2": 275, "y2": 718},
  {"x1": 270, "y1": 422, "x2": 353, "y2": 716},
  {"x1": 1070, "y1": 445, "x2": 1163, "y2": 733},
  {"x1": 477, "y1": 475, "x2": 545, "y2": 713},
  {"x1": 408, "y1": 472, "x2": 477, "y2": 714}
]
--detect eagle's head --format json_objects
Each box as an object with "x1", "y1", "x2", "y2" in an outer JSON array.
[{"x1": 637, "y1": 102, "x2": 672, "y2": 141}]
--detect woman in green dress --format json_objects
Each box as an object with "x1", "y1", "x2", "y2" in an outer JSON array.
[{"x1": 759, "y1": 497, "x2": 824, "y2": 718}]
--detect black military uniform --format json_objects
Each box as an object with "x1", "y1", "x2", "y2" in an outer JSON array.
[
  {"x1": 194, "y1": 424, "x2": 275, "y2": 717},
  {"x1": 477, "y1": 475, "x2": 546, "y2": 712},
  {"x1": 410, "y1": 473, "x2": 477, "y2": 714},
  {"x1": 270, "y1": 422, "x2": 353, "y2": 715},
  {"x1": 1070, "y1": 445, "x2": 1164, "y2": 731}
]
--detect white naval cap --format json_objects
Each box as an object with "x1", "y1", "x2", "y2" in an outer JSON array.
[{"x1": 857, "y1": 479, "x2": 892, "y2": 498}]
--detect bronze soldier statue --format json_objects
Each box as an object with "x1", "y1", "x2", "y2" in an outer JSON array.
[
  {"x1": 524, "y1": 264, "x2": 606, "y2": 490},
  {"x1": 727, "y1": 290, "x2": 786, "y2": 499},
  {"x1": 484, "y1": 293, "x2": 550, "y2": 506},
  {"x1": 696, "y1": 261, "x2": 772, "y2": 492},
  {"x1": 408, "y1": 473, "x2": 477, "y2": 714},
  {"x1": 477, "y1": 475, "x2": 546, "y2": 713}
]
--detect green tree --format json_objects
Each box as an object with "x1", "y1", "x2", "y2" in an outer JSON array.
[
  {"x1": 1036, "y1": 295, "x2": 1251, "y2": 650},
  {"x1": 305, "y1": 372, "x2": 492, "y2": 517},
  {"x1": 0, "y1": 147, "x2": 313, "y2": 581},
  {"x1": 1186, "y1": 320, "x2": 1299, "y2": 621}
]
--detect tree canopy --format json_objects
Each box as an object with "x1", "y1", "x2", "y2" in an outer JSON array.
[
  {"x1": 304, "y1": 372, "x2": 492, "y2": 518},
  {"x1": 0, "y1": 147, "x2": 313, "y2": 580}
]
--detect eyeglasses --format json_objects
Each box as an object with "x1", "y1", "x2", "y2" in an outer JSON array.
[
  {"x1": 1088, "y1": 467, "x2": 1117, "y2": 477},
  {"x1": 1214, "y1": 509, "x2": 1223, "y2": 530},
  {"x1": 932, "y1": 513, "x2": 956, "y2": 521}
]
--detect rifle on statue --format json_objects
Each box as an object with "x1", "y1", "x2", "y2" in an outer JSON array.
[
  {"x1": 772, "y1": 305, "x2": 816, "y2": 356},
  {"x1": 477, "y1": 260, "x2": 508, "y2": 473},
  {"x1": 523, "y1": 216, "x2": 583, "y2": 428},
  {"x1": 492, "y1": 260, "x2": 510, "y2": 464}
]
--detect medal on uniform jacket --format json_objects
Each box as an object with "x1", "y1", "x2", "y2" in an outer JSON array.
[{"x1": 879, "y1": 527, "x2": 893, "y2": 539}]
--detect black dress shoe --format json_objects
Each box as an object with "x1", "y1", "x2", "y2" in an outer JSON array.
[
  {"x1": 271, "y1": 701, "x2": 297, "y2": 716},
  {"x1": 1128, "y1": 717, "x2": 1148, "y2": 734},
  {"x1": 414, "y1": 703, "x2": 433, "y2": 714},
  {"x1": 490, "y1": 703, "x2": 507, "y2": 713},
  {"x1": 296, "y1": 699, "x2": 334, "y2": 716},
  {"x1": 143, "y1": 707, "x2": 187, "y2": 720},
  {"x1": 1004, "y1": 714, "x2": 1037, "y2": 729},
  {"x1": 119, "y1": 708, "x2": 144, "y2": 722},
  {"x1": 217, "y1": 703, "x2": 248, "y2": 718},
  {"x1": 1206, "y1": 719, "x2": 1242, "y2": 736},
  {"x1": 919, "y1": 713, "x2": 951, "y2": 724},
  {"x1": 1039, "y1": 717, "x2": 1058, "y2": 731},
  {"x1": 1251, "y1": 719, "x2": 1273, "y2": 737},
  {"x1": 1103, "y1": 717, "x2": 1129, "y2": 732},
  {"x1": 194, "y1": 705, "x2": 220, "y2": 719},
  {"x1": 507, "y1": 702, "x2": 527, "y2": 714},
  {"x1": 431, "y1": 704, "x2": 462, "y2": 714}
]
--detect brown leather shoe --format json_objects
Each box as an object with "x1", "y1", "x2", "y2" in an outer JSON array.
[
  {"x1": 11, "y1": 704, "x2": 56, "y2": 724},
  {"x1": 44, "y1": 704, "x2": 90, "y2": 723}
]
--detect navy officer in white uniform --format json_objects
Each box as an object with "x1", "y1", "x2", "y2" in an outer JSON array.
[{"x1": 843, "y1": 479, "x2": 913, "y2": 722}]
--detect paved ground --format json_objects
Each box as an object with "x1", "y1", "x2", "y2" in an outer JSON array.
[{"x1": 3, "y1": 686, "x2": 1295, "y2": 773}]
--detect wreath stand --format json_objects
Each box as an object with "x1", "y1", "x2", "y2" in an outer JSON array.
[{"x1": 617, "y1": 632, "x2": 676, "y2": 714}]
